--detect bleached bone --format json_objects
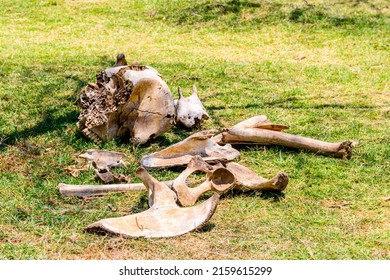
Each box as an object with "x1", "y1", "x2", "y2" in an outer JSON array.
[
  {"x1": 85, "y1": 167, "x2": 219, "y2": 238},
  {"x1": 220, "y1": 115, "x2": 356, "y2": 159},
  {"x1": 77, "y1": 54, "x2": 176, "y2": 145},
  {"x1": 225, "y1": 162, "x2": 288, "y2": 192},
  {"x1": 59, "y1": 182, "x2": 148, "y2": 197},
  {"x1": 171, "y1": 156, "x2": 235, "y2": 206},
  {"x1": 175, "y1": 85, "x2": 210, "y2": 128},
  {"x1": 79, "y1": 149, "x2": 127, "y2": 170},
  {"x1": 141, "y1": 130, "x2": 240, "y2": 169},
  {"x1": 117, "y1": 77, "x2": 176, "y2": 145},
  {"x1": 79, "y1": 149, "x2": 127, "y2": 184}
]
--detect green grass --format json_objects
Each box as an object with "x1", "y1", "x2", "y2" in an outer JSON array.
[{"x1": 0, "y1": 0, "x2": 389, "y2": 259}]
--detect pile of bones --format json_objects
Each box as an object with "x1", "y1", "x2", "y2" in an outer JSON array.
[{"x1": 59, "y1": 54, "x2": 356, "y2": 238}]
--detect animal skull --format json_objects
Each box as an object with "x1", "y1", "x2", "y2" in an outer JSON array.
[
  {"x1": 77, "y1": 54, "x2": 176, "y2": 145},
  {"x1": 175, "y1": 85, "x2": 210, "y2": 128}
]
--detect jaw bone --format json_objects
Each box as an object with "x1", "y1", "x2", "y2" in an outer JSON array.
[
  {"x1": 141, "y1": 130, "x2": 240, "y2": 169},
  {"x1": 85, "y1": 167, "x2": 219, "y2": 238},
  {"x1": 175, "y1": 85, "x2": 210, "y2": 128}
]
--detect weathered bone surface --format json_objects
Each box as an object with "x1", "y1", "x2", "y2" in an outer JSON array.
[
  {"x1": 225, "y1": 162, "x2": 288, "y2": 192},
  {"x1": 141, "y1": 130, "x2": 240, "y2": 169},
  {"x1": 220, "y1": 115, "x2": 356, "y2": 159},
  {"x1": 79, "y1": 149, "x2": 127, "y2": 170},
  {"x1": 58, "y1": 159, "x2": 288, "y2": 198},
  {"x1": 175, "y1": 85, "x2": 210, "y2": 128},
  {"x1": 79, "y1": 149, "x2": 127, "y2": 184},
  {"x1": 59, "y1": 182, "x2": 147, "y2": 197},
  {"x1": 171, "y1": 156, "x2": 236, "y2": 206},
  {"x1": 77, "y1": 54, "x2": 176, "y2": 145},
  {"x1": 86, "y1": 167, "x2": 219, "y2": 238}
]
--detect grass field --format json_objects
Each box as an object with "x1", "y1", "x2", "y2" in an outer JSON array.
[{"x1": 0, "y1": 0, "x2": 389, "y2": 260}]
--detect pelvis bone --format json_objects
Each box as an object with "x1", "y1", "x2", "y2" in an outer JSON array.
[
  {"x1": 172, "y1": 156, "x2": 236, "y2": 206},
  {"x1": 77, "y1": 54, "x2": 176, "y2": 145},
  {"x1": 175, "y1": 85, "x2": 209, "y2": 128},
  {"x1": 141, "y1": 130, "x2": 240, "y2": 169},
  {"x1": 86, "y1": 166, "x2": 219, "y2": 238}
]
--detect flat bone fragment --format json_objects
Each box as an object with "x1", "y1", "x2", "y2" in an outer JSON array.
[
  {"x1": 221, "y1": 115, "x2": 356, "y2": 159},
  {"x1": 86, "y1": 167, "x2": 219, "y2": 238},
  {"x1": 141, "y1": 130, "x2": 240, "y2": 169},
  {"x1": 175, "y1": 85, "x2": 210, "y2": 128},
  {"x1": 79, "y1": 149, "x2": 128, "y2": 184},
  {"x1": 172, "y1": 156, "x2": 235, "y2": 206},
  {"x1": 225, "y1": 162, "x2": 288, "y2": 192}
]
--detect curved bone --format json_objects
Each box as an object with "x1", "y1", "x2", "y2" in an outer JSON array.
[
  {"x1": 86, "y1": 167, "x2": 219, "y2": 238},
  {"x1": 171, "y1": 156, "x2": 235, "y2": 206},
  {"x1": 175, "y1": 85, "x2": 210, "y2": 128},
  {"x1": 225, "y1": 162, "x2": 288, "y2": 192},
  {"x1": 221, "y1": 115, "x2": 356, "y2": 159},
  {"x1": 118, "y1": 78, "x2": 175, "y2": 145},
  {"x1": 141, "y1": 130, "x2": 240, "y2": 169}
]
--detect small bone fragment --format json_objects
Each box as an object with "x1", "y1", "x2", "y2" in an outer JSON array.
[
  {"x1": 225, "y1": 162, "x2": 288, "y2": 192},
  {"x1": 79, "y1": 149, "x2": 128, "y2": 184},
  {"x1": 85, "y1": 167, "x2": 219, "y2": 238},
  {"x1": 221, "y1": 115, "x2": 356, "y2": 159},
  {"x1": 141, "y1": 130, "x2": 240, "y2": 169},
  {"x1": 79, "y1": 149, "x2": 127, "y2": 170},
  {"x1": 175, "y1": 85, "x2": 210, "y2": 128},
  {"x1": 172, "y1": 156, "x2": 235, "y2": 206}
]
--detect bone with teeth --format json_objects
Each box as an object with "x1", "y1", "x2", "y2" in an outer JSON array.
[{"x1": 85, "y1": 166, "x2": 219, "y2": 238}]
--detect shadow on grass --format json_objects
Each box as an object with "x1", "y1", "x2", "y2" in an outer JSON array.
[
  {"x1": 223, "y1": 189, "x2": 286, "y2": 203},
  {"x1": 0, "y1": 56, "x2": 116, "y2": 151},
  {"x1": 164, "y1": 0, "x2": 388, "y2": 28}
]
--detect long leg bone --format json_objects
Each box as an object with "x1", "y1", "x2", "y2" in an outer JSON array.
[
  {"x1": 141, "y1": 130, "x2": 240, "y2": 169},
  {"x1": 220, "y1": 115, "x2": 356, "y2": 159},
  {"x1": 171, "y1": 156, "x2": 235, "y2": 206},
  {"x1": 59, "y1": 181, "x2": 170, "y2": 197},
  {"x1": 85, "y1": 167, "x2": 219, "y2": 238}
]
